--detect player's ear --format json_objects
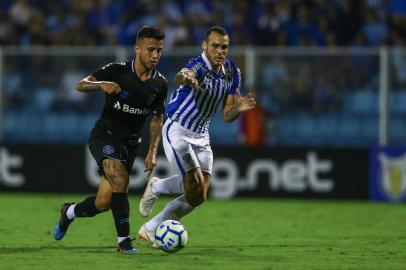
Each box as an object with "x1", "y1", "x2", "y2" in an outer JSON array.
[
  {"x1": 202, "y1": 41, "x2": 207, "y2": 50},
  {"x1": 134, "y1": 44, "x2": 140, "y2": 55}
]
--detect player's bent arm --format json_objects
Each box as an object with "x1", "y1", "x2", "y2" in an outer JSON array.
[
  {"x1": 76, "y1": 76, "x2": 121, "y2": 95},
  {"x1": 223, "y1": 89, "x2": 256, "y2": 122},
  {"x1": 222, "y1": 95, "x2": 241, "y2": 123}
]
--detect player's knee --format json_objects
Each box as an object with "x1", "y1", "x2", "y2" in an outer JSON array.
[
  {"x1": 184, "y1": 178, "x2": 207, "y2": 206},
  {"x1": 195, "y1": 191, "x2": 208, "y2": 205},
  {"x1": 102, "y1": 159, "x2": 129, "y2": 191},
  {"x1": 184, "y1": 174, "x2": 204, "y2": 194}
]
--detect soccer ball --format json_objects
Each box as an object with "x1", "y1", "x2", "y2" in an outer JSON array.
[{"x1": 154, "y1": 220, "x2": 188, "y2": 253}]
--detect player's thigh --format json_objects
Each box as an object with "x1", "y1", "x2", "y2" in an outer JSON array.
[
  {"x1": 88, "y1": 129, "x2": 138, "y2": 178},
  {"x1": 162, "y1": 122, "x2": 199, "y2": 176},
  {"x1": 186, "y1": 147, "x2": 212, "y2": 195},
  {"x1": 194, "y1": 144, "x2": 213, "y2": 176},
  {"x1": 102, "y1": 158, "x2": 128, "y2": 178}
]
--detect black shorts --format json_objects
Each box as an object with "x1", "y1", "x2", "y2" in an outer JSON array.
[{"x1": 88, "y1": 124, "x2": 140, "y2": 176}]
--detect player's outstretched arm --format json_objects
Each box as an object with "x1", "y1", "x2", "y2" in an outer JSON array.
[
  {"x1": 144, "y1": 114, "x2": 164, "y2": 177},
  {"x1": 175, "y1": 68, "x2": 203, "y2": 91},
  {"x1": 222, "y1": 89, "x2": 256, "y2": 123},
  {"x1": 76, "y1": 76, "x2": 121, "y2": 95}
]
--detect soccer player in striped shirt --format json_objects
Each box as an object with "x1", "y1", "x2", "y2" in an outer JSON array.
[{"x1": 138, "y1": 26, "x2": 256, "y2": 244}]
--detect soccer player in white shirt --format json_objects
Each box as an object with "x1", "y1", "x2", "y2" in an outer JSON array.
[{"x1": 138, "y1": 26, "x2": 256, "y2": 244}]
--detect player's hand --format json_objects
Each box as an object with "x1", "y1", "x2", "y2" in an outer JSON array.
[
  {"x1": 236, "y1": 89, "x2": 256, "y2": 112},
  {"x1": 185, "y1": 76, "x2": 203, "y2": 91},
  {"x1": 100, "y1": 81, "x2": 121, "y2": 95},
  {"x1": 144, "y1": 152, "x2": 157, "y2": 178}
]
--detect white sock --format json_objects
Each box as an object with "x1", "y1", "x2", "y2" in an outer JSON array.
[
  {"x1": 66, "y1": 204, "x2": 76, "y2": 220},
  {"x1": 152, "y1": 174, "x2": 184, "y2": 195},
  {"x1": 145, "y1": 195, "x2": 193, "y2": 232},
  {"x1": 118, "y1": 236, "x2": 128, "y2": 244}
]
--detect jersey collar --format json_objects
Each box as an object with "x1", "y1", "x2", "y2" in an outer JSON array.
[
  {"x1": 131, "y1": 59, "x2": 157, "y2": 79},
  {"x1": 201, "y1": 52, "x2": 225, "y2": 75}
]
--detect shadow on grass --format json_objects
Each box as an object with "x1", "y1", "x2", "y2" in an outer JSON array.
[
  {"x1": 0, "y1": 243, "x2": 276, "y2": 256},
  {"x1": 0, "y1": 246, "x2": 116, "y2": 254}
]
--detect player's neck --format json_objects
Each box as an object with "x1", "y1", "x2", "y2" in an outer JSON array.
[
  {"x1": 134, "y1": 58, "x2": 153, "y2": 81},
  {"x1": 213, "y1": 66, "x2": 221, "y2": 73},
  {"x1": 210, "y1": 62, "x2": 222, "y2": 74}
]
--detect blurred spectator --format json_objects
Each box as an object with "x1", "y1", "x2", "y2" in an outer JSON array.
[
  {"x1": 32, "y1": 73, "x2": 55, "y2": 113},
  {"x1": 0, "y1": 0, "x2": 403, "y2": 47},
  {"x1": 0, "y1": 10, "x2": 18, "y2": 44},
  {"x1": 392, "y1": 47, "x2": 406, "y2": 89},
  {"x1": 8, "y1": 0, "x2": 33, "y2": 28},
  {"x1": 238, "y1": 90, "x2": 271, "y2": 145},
  {"x1": 2, "y1": 62, "x2": 26, "y2": 110},
  {"x1": 1, "y1": 0, "x2": 404, "y2": 146},
  {"x1": 285, "y1": 3, "x2": 320, "y2": 46},
  {"x1": 52, "y1": 62, "x2": 88, "y2": 113},
  {"x1": 361, "y1": 9, "x2": 388, "y2": 46},
  {"x1": 312, "y1": 77, "x2": 340, "y2": 114}
]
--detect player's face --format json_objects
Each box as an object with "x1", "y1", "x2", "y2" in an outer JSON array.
[
  {"x1": 135, "y1": 38, "x2": 164, "y2": 70},
  {"x1": 202, "y1": 32, "x2": 229, "y2": 72}
]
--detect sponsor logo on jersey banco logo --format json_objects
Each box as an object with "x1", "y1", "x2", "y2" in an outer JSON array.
[{"x1": 113, "y1": 101, "x2": 150, "y2": 115}]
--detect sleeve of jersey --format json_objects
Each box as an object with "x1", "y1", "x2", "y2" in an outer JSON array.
[
  {"x1": 152, "y1": 82, "x2": 168, "y2": 116},
  {"x1": 91, "y1": 62, "x2": 117, "y2": 81},
  {"x1": 185, "y1": 58, "x2": 205, "y2": 80},
  {"x1": 229, "y1": 64, "x2": 241, "y2": 96}
]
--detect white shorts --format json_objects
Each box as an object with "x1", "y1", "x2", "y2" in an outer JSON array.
[{"x1": 162, "y1": 119, "x2": 213, "y2": 176}]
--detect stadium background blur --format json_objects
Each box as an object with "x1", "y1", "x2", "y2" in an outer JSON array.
[
  {"x1": 1, "y1": 0, "x2": 406, "y2": 199},
  {"x1": 1, "y1": 1, "x2": 406, "y2": 269}
]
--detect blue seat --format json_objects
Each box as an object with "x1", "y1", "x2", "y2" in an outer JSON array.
[
  {"x1": 345, "y1": 91, "x2": 378, "y2": 114},
  {"x1": 390, "y1": 92, "x2": 406, "y2": 114},
  {"x1": 277, "y1": 116, "x2": 297, "y2": 138},
  {"x1": 314, "y1": 116, "x2": 338, "y2": 138},
  {"x1": 338, "y1": 117, "x2": 361, "y2": 138},
  {"x1": 33, "y1": 88, "x2": 55, "y2": 113},
  {"x1": 210, "y1": 114, "x2": 238, "y2": 145},
  {"x1": 297, "y1": 116, "x2": 315, "y2": 137},
  {"x1": 361, "y1": 118, "x2": 378, "y2": 140},
  {"x1": 390, "y1": 117, "x2": 406, "y2": 142}
]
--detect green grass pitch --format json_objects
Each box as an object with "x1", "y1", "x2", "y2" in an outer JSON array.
[{"x1": 0, "y1": 193, "x2": 405, "y2": 270}]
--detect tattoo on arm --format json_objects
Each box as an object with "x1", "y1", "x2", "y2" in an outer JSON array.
[
  {"x1": 148, "y1": 116, "x2": 163, "y2": 152},
  {"x1": 76, "y1": 76, "x2": 102, "y2": 92},
  {"x1": 224, "y1": 105, "x2": 240, "y2": 122}
]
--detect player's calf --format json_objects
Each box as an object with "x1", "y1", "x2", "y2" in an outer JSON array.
[
  {"x1": 185, "y1": 190, "x2": 207, "y2": 207},
  {"x1": 183, "y1": 175, "x2": 208, "y2": 207}
]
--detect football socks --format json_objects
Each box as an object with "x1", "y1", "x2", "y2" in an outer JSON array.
[
  {"x1": 145, "y1": 195, "x2": 193, "y2": 232},
  {"x1": 111, "y1": 192, "x2": 130, "y2": 237},
  {"x1": 74, "y1": 196, "x2": 101, "y2": 217},
  {"x1": 152, "y1": 174, "x2": 184, "y2": 194}
]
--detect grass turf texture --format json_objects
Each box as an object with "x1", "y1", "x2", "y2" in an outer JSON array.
[{"x1": 0, "y1": 193, "x2": 405, "y2": 270}]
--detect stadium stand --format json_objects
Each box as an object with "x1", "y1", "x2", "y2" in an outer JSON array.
[{"x1": 1, "y1": 0, "x2": 405, "y2": 146}]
